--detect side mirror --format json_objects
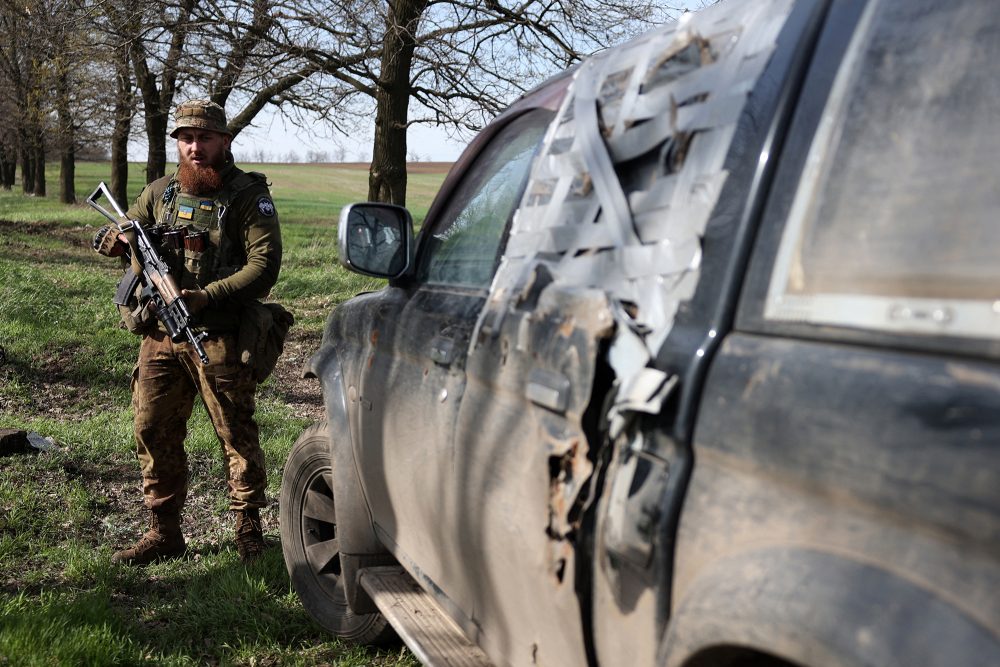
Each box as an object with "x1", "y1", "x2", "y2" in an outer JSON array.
[{"x1": 338, "y1": 203, "x2": 413, "y2": 279}]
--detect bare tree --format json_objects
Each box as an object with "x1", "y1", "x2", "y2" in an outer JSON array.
[
  {"x1": 0, "y1": 0, "x2": 677, "y2": 204},
  {"x1": 46, "y1": 0, "x2": 96, "y2": 204},
  {"x1": 368, "y1": 0, "x2": 428, "y2": 203},
  {"x1": 128, "y1": 0, "x2": 196, "y2": 183},
  {"x1": 263, "y1": 0, "x2": 678, "y2": 205},
  {"x1": 0, "y1": 0, "x2": 148, "y2": 203},
  {"x1": 120, "y1": 0, "x2": 344, "y2": 180},
  {"x1": 0, "y1": 3, "x2": 46, "y2": 196},
  {"x1": 95, "y1": 0, "x2": 144, "y2": 203},
  {"x1": 0, "y1": 70, "x2": 18, "y2": 189},
  {"x1": 372, "y1": 0, "x2": 681, "y2": 204}
]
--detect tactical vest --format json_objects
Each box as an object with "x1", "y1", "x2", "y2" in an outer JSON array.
[{"x1": 153, "y1": 170, "x2": 268, "y2": 291}]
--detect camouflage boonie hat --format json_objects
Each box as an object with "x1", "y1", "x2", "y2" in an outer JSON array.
[{"x1": 170, "y1": 99, "x2": 231, "y2": 138}]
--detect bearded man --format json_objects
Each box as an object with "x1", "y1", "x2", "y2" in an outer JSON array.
[{"x1": 105, "y1": 99, "x2": 282, "y2": 565}]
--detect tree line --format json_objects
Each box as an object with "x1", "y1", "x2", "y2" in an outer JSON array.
[{"x1": 0, "y1": 0, "x2": 680, "y2": 207}]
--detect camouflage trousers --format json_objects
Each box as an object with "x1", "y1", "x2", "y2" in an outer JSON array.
[{"x1": 131, "y1": 329, "x2": 267, "y2": 513}]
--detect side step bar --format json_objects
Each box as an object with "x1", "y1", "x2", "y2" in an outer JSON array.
[{"x1": 359, "y1": 566, "x2": 493, "y2": 667}]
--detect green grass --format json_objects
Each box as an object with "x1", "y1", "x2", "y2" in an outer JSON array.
[{"x1": 0, "y1": 160, "x2": 446, "y2": 665}]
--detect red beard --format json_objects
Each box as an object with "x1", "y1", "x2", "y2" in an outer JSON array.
[{"x1": 177, "y1": 161, "x2": 224, "y2": 195}]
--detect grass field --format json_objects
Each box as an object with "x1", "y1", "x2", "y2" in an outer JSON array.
[{"x1": 0, "y1": 160, "x2": 448, "y2": 665}]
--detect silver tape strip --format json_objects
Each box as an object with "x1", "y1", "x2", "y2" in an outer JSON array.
[
  {"x1": 572, "y1": 60, "x2": 641, "y2": 247},
  {"x1": 486, "y1": 0, "x2": 795, "y2": 403}
]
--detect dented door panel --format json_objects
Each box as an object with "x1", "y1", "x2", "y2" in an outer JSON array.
[{"x1": 443, "y1": 281, "x2": 613, "y2": 667}]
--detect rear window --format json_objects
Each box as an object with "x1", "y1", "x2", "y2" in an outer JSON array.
[{"x1": 765, "y1": 0, "x2": 1000, "y2": 339}]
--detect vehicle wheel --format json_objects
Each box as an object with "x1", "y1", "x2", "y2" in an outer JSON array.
[{"x1": 279, "y1": 421, "x2": 392, "y2": 644}]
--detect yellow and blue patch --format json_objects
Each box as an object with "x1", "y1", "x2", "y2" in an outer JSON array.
[
  {"x1": 199, "y1": 200, "x2": 214, "y2": 211},
  {"x1": 178, "y1": 204, "x2": 195, "y2": 220}
]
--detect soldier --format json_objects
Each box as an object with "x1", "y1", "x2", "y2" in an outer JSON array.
[{"x1": 96, "y1": 99, "x2": 282, "y2": 565}]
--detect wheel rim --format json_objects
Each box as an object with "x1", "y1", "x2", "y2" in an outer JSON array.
[{"x1": 299, "y1": 466, "x2": 345, "y2": 602}]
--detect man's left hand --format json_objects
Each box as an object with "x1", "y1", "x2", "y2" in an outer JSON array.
[{"x1": 181, "y1": 289, "x2": 209, "y2": 313}]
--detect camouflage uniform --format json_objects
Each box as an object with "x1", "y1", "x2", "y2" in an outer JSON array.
[{"x1": 125, "y1": 102, "x2": 282, "y2": 517}]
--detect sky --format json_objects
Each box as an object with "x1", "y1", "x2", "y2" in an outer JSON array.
[
  {"x1": 144, "y1": 104, "x2": 472, "y2": 166},
  {"x1": 237, "y1": 109, "x2": 469, "y2": 163}
]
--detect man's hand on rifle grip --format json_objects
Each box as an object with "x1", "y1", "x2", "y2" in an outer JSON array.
[{"x1": 181, "y1": 289, "x2": 209, "y2": 313}]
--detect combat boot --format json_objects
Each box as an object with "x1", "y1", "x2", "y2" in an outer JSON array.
[
  {"x1": 234, "y1": 508, "x2": 266, "y2": 563},
  {"x1": 112, "y1": 510, "x2": 186, "y2": 566}
]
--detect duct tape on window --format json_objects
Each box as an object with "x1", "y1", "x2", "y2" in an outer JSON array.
[{"x1": 487, "y1": 0, "x2": 794, "y2": 395}]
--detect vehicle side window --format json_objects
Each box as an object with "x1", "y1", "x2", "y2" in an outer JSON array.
[
  {"x1": 420, "y1": 110, "x2": 552, "y2": 289},
  {"x1": 765, "y1": 0, "x2": 999, "y2": 340}
]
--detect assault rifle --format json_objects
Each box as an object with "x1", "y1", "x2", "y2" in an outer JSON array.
[{"x1": 87, "y1": 182, "x2": 210, "y2": 364}]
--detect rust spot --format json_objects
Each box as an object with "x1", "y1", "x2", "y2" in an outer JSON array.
[
  {"x1": 547, "y1": 540, "x2": 574, "y2": 584},
  {"x1": 367, "y1": 354, "x2": 375, "y2": 369},
  {"x1": 370, "y1": 329, "x2": 379, "y2": 345},
  {"x1": 546, "y1": 432, "x2": 594, "y2": 584},
  {"x1": 558, "y1": 317, "x2": 575, "y2": 338}
]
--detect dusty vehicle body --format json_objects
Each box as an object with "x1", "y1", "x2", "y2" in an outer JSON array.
[{"x1": 281, "y1": 0, "x2": 1000, "y2": 665}]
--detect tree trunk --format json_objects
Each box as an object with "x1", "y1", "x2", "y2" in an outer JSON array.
[
  {"x1": 133, "y1": 0, "x2": 195, "y2": 184},
  {"x1": 0, "y1": 146, "x2": 14, "y2": 189},
  {"x1": 144, "y1": 110, "x2": 168, "y2": 184},
  {"x1": 367, "y1": 0, "x2": 428, "y2": 206},
  {"x1": 59, "y1": 146, "x2": 74, "y2": 205},
  {"x1": 110, "y1": 53, "x2": 132, "y2": 205},
  {"x1": 32, "y1": 132, "x2": 45, "y2": 197},
  {"x1": 19, "y1": 131, "x2": 32, "y2": 195},
  {"x1": 56, "y1": 70, "x2": 75, "y2": 204}
]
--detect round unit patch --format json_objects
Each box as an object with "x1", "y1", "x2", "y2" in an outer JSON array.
[{"x1": 257, "y1": 197, "x2": 276, "y2": 217}]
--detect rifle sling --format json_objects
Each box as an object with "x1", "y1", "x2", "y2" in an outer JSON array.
[{"x1": 120, "y1": 225, "x2": 144, "y2": 277}]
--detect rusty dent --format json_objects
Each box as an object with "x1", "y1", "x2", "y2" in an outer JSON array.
[
  {"x1": 521, "y1": 283, "x2": 616, "y2": 584},
  {"x1": 546, "y1": 429, "x2": 593, "y2": 552}
]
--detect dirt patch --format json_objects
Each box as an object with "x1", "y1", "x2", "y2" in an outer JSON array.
[
  {"x1": 0, "y1": 218, "x2": 92, "y2": 245},
  {"x1": 0, "y1": 342, "x2": 117, "y2": 420},
  {"x1": 0, "y1": 220, "x2": 98, "y2": 266},
  {"x1": 263, "y1": 326, "x2": 324, "y2": 421}
]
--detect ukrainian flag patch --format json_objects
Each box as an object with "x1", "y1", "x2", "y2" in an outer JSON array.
[
  {"x1": 178, "y1": 204, "x2": 195, "y2": 220},
  {"x1": 199, "y1": 200, "x2": 214, "y2": 211}
]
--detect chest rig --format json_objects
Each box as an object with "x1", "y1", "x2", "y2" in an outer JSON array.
[{"x1": 154, "y1": 171, "x2": 265, "y2": 290}]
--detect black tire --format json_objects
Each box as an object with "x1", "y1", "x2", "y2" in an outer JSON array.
[{"x1": 279, "y1": 421, "x2": 392, "y2": 644}]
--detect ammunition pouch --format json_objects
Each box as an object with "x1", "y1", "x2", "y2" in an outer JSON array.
[
  {"x1": 237, "y1": 300, "x2": 295, "y2": 383},
  {"x1": 182, "y1": 245, "x2": 217, "y2": 289}
]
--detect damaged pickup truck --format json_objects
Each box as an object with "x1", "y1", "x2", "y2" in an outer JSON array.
[{"x1": 280, "y1": 0, "x2": 1000, "y2": 665}]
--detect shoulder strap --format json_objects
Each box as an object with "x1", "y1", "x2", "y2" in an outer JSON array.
[
  {"x1": 219, "y1": 170, "x2": 269, "y2": 206},
  {"x1": 146, "y1": 175, "x2": 173, "y2": 203}
]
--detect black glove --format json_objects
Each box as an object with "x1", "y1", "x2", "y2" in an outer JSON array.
[{"x1": 92, "y1": 225, "x2": 126, "y2": 257}]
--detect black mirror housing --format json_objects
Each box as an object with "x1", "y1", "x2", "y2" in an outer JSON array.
[{"x1": 338, "y1": 203, "x2": 414, "y2": 280}]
